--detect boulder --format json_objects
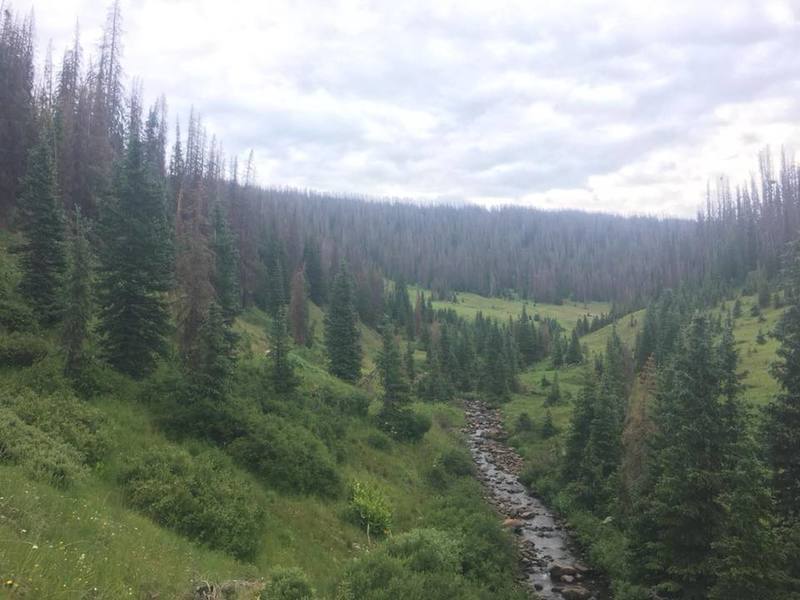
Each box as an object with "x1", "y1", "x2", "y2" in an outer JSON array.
[
  {"x1": 549, "y1": 562, "x2": 577, "y2": 579},
  {"x1": 559, "y1": 585, "x2": 592, "y2": 600},
  {"x1": 502, "y1": 518, "x2": 525, "y2": 530}
]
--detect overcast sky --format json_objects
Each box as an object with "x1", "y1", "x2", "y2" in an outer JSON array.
[{"x1": 16, "y1": 0, "x2": 800, "y2": 217}]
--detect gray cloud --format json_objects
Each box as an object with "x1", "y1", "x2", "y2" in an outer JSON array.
[{"x1": 20, "y1": 0, "x2": 800, "y2": 216}]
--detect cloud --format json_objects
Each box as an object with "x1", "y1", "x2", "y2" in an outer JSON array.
[{"x1": 17, "y1": 0, "x2": 800, "y2": 216}]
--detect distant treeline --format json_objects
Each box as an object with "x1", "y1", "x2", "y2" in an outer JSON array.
[{"x1": 1, "y1": 2, "x2": 799, "y2": 311}]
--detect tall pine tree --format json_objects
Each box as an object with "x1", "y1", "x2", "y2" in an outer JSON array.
[
  {"x1": 324, "y1": 261, "x2": 361, "y2": 382},
  {"x1": 97, "y1": 94, "x2": 172, "y2": 378},
  {"x1": 17, "y1": 126, "x2": 66, "y2": 325},
  {"x1": 61, "y1": 207, "x2": 92, "y2": 377}
]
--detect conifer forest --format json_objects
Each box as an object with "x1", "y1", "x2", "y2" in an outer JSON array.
[{"x1": 0, "y1": 2, "x2": 799, "y2": 599}]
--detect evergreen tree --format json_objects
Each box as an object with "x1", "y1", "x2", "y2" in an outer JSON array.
[
  {"x1": 541, "y1": 410, "x2": 557, "y2": 439},
  {"x1": 269, "y1": 304, "x2": 296, "y2": 394},
  {"x1": 630, "y1": 316, "x2": 731, "y2": 596},
  {"x1": 767, "y1": 239, "x2": 800, "y2": 520},
  {"x1": 324, "y1": 261, "x2": 362, "y2": 382},
  {"x1": 377, "y1": 318, "x2": 409, "y2": 411},
  {"x1": 61, "y1": 207, "x2": 92, "y2": 377},
  {"x1": 194, "y1": 302, "x2": 237, "y2": 402},
  {"x1": 97, "y1": 96, "x2": 172, "y2": 378},
  {"x1": 545, "y1": 372, "x2": 561, "y2": 406},
  {"x1": 302, "y1": 237, "x2": 326, "y2": 305},
  {"x1": 266, "y1": 250, "x2": 287, "y2": 318},
  {"x1": 289, "y1": 266, "x2": 310, "y2": 346},
  {"x1": 551, "y1": 334, "x2": 564, "y2": 367},
  {"x1": 405, "y1": 341, "x2": 415, "y2": 382},
  {"x1": 516, "y1": 305, "x2": 538, "y2": 365},
  {"x1": 17, "y1": 127, "x2": 66, "y2": 325},
  {"x1": 565, "y1": 328, "x2": 583, "y2": 364},
  {"x1": 211, "y1": 201, "x2": 240, "y2": 322}
]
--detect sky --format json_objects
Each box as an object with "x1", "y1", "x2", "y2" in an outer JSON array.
[{"x1": 15, "y1": 0, "x2": 800, "y2": 217}]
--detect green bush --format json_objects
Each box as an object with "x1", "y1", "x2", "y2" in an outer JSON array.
[
  {"x1": 2, "y1": 389, "x2": 109, "y2": 465},
  {"x1": 0, "y1": 298, "x2": 36, "y2": 333},
  {"x1": 0, "y1": 407, "x2": 86, "y2": 487},
  {"x1": 515, "y1": 412, "x2": 534, "y2": 433},
  {"x1": 119, "y1": 445, "x2": 266, "y2": 560},
  {"x1": 262, "y1": 567, "x2": 316, "y2": 600},
  {"x1": 376, "y1": 407, "x2": 431, "y2": 442},
  {"x1": 385, "y1": 528, "x2": 462, "y2": 573},
  {"x1": 336, "y1": 525, "x2": 527, "y2": 600},
  {"x1": 366, "y1": 430, "x2": 391, "y2": 451},
  {"x1": 427, "y1": 449, "x2": 474, "y2": 490},
  {"x1": 228, "y1": 415, "x2": 341, "y2": 497},
  {"x1": 318, "y1": 387, "x2": 370, "y2": 419},
  {"x1": 438, "y1": 448, "x2": 473, "y2": 477},
  {"x1": 0, "y1": 332, "x2": 48, "y2": 366},
  {"x1": 347, "y1": 480, "x2": 392, "y2": 537}
]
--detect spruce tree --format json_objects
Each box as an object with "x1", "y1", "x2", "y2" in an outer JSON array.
[
  {"x1": 97, "y1": 97, "x2": 172, "y2": 378},
  {"x1": 17, "y1": 127, "x2": 66, "y2": 325},
  {"x1": 195, "y1": 302, "x2": 237, "y2": 402},
  {"x1": 377, "y1": 318, "x2": 409, "y2": 412},
  {"x1": 211, "y1": 201, "x2": 240, "y2": 322},
  {"x1": 62, "y1": 207, "x2": 92, "y2": 377},
  {"x1": 269, "y1": 304, "x2": 296, "y2": 394},
  {"x1": 324, "y1": 261, "x2": 362, "y2": 382},
  {"x1": 631, "y1": 316, "x2": 727, "y2": 596},
  {"x1": 767, "y1": 239, "x2": 800, "y2": 520},
  {"x1": 289, "y1": 266, "x2": 309, "y2": 346},
  {"x1": 405, "y1": 341, "x2": 415, "y2": 381},
  {"x1": 302, "y1": 237, "x2": 326, "y2": 305},
  {"x1": 565, "y1": 328, "x2": 583, "y2": 364},
  {"x1": 545, "y1": 372, "x2": 561, "y2": 406}
]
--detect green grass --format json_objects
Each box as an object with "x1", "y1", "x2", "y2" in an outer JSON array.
[
  {"x1": 410, "y1": 286, "x2": 611, "y2": 331},
  {"x1": 0, "y1": 302, "x2": 497, "y2": 599}
]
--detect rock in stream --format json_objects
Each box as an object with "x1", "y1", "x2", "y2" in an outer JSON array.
[{"x1": 463, "y1": 399, "x2": 606, "y2": 600}]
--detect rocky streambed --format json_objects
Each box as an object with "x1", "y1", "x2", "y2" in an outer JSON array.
[{"x1": 463, "y1": 399, "x2": 607, "y2": 600}]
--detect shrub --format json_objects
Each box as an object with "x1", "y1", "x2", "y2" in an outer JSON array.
[
  {"x1": 119, "y1": 445, "x2": 266, "y2": 560},
  {"x1": 366, "y1": 430, "x2": 391, "y2": 451},
  {"x1": 515, "y1": 412, "x2": 534, "y2": 433},
  {"x1": 0, "y1": 298, "x2": 36, "y2": 333},
  {"x1": 262, "y1": 567, "x2": 316, "y2": 600},
  {"x1": 228, "y1": 416, "x2": 341, "y2": 497},
  {"x1": 376, "y1": 407, "x2": 431, "y2": 442},
  {"x1": 428, "y1": 448, "x2": 473, "y2": 488},
  {"x1": 0, "y1": 332, "x2": 48, "y2": 367},
  {"x1": 2, "y1": 389, "x2": 109, "y2": 465},
  {"x1": 348, "y1": 480, "x2": 392, "y2": 537},
  {"x1": 0, "y1": 407, "x2": 86, "y2": 487},
  {"x1": 385, "y1": 528, "x2": 462, "y2": 573}
]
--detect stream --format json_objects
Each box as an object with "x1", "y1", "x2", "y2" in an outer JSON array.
[{"x1": 463, "y1": 399, "x2": 607, "y2": 600}]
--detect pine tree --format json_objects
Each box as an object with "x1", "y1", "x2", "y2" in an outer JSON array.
[
  {"x1": 211, "y1": 201, "x2": 240, "y2": 322},
  {"x1": 565, "y1": 328, "x2": 583, "y2": 364},
  {"x1": 405, "y1": 341, "x2": 415, "y2": 382},
  {"x1": 17, "y1": 127, "x2": 66, "y2": 325},
  {"x1": 289, "y1": 266, "x2": 309, "y2": 346},
  {"x1": 545, "y1": 372, "x2": 561, "y2": 406},
  {"x1": 541, "y1": 410, "x2": 557, "y2": 439},
  {"x1": 551, "y1": 334, "x2": 564, "y2": 367},
  {"x1": 767, "y1": 239, "x2": 800, "y2": 520},
  {"x1": 194, "y1": 302, "x2": 237, "y2": 402},
  {"x1": 631, "y1": 316, "x2": 728, "y2": 596},
  {"x1": 324, "y1": 261, "x2": 362, "y2": 382},
  {"x1": 61, "y1": 207, "x2": 92, "y2": 377},
  {"x1": 266, "y1": 250, "x2": 287, "y2": 319},
  {"x1": 377, "y1": 318, "x2": 409, "y2": 411},
  {"x1": 269, "y1": 304, "x2": 296, "y2": 394},
  {"x1": 302, "y1": 237, "x2": 326, "y2": 305},
  {"x1": 97, "y1": 95, "x2": 172, "y2": 378}
]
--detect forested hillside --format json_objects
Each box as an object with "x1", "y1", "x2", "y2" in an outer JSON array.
[{"x1": 2, "y1": 2, "x2": 800, "y2": 600}]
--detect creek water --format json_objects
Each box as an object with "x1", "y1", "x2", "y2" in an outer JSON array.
[{"x1": 463, "y1": 399, "x2": 607, "y2": 600}]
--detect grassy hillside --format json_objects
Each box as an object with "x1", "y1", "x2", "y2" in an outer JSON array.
[
  {"x1": 411, "y1": 286, "x2": 611, "y2": 332},
  {"x1": 0, "y1": 264, "x2": 521, "y2": 600}
]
